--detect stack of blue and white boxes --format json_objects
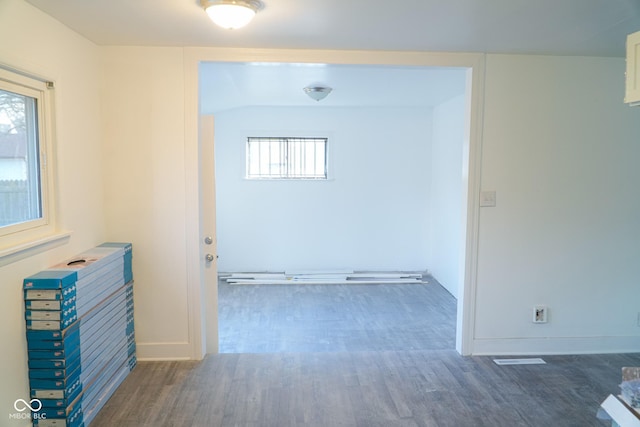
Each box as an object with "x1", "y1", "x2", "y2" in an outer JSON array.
[{"x1": 23, "y1": 242, "x2": 136, "y2": 427}]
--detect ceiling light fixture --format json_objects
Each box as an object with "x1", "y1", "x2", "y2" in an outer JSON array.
[
  {"x1": 303, "y1": 85, "x2": 333, "y2": 102},
  {"x1": 201, "y1": 0, "x2": 264, "y2": 30}
]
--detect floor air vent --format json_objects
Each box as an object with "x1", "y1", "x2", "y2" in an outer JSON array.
[{"x1": 493, "y1": 358, "x2": 546, "y2": 366}]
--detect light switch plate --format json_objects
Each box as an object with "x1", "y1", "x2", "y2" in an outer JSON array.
[{"x1": 480, "y1": 191, "x2": 496, "y2": 207}]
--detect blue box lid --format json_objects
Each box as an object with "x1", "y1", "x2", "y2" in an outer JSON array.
[{"x1": 24, "y1": 271, "x2": 78, "y2": 290}]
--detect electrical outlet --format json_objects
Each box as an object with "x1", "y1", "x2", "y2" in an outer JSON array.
[{"x1": 533, "y1": 306, "x2": 548, "y2": 323}]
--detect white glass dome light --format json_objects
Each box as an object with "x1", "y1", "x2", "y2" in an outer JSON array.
[
  {"x1": 304, "y1": 85, "x2": 333, "y2": 102},
  {"x1": 201, "y1": 0, "x2": 264, "y2": 30}
]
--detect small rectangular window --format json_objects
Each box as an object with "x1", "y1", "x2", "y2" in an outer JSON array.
[
  {"x1": 0, "y1": 67, "x2": 54, "y2": 242},
  {"x1": 246, "y1": 137, "x2": 327, "y2": 180}
]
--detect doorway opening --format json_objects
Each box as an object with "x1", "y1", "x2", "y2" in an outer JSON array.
[{"x1": 198, "y1": 61, "x2": 473, "y2": 354}]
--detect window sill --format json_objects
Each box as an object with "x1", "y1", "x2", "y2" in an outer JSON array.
[{"x1": 0, "y1": 231, "x2": 72, "y2": 268}]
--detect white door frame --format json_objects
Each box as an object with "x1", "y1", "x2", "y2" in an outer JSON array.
[{"x1": 183, "y1": 48, "x2": 485, "y2": 358}]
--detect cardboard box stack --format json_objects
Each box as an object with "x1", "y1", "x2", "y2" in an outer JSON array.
[{"x1": 23, "y1": 243, "x2": 135, "y2": 427}]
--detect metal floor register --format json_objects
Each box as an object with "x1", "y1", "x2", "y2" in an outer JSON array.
[{"x1": 23, "y1": 242, "x2": 135, "y2": 426}]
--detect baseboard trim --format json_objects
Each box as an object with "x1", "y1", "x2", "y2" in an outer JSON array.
[
  {"x1": 136, "y1": 342, "x2": 194, "y2": 361},
  {"x1": 472, "y1": 336, "x2": 640, "y2": 356}
]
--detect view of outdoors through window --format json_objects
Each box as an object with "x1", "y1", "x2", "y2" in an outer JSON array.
[
  {"x1": 246, "y1": 137, "x2": 327, "y2": 179},
  {"x1": 0, "y1": 88, "x2": 42, "y2": 228}
]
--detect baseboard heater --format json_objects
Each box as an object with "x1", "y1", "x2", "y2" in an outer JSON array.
[
  {"x1": 222, "y1": 271, "x2": 425, "y2": 285},
  {"x1": 23, "y1": 242, "x2": 135, "y2": 426}
]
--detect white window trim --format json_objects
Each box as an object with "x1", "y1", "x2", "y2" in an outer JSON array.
[
  {"x1": 0, "y1": 231, "x2": 71, "y2": 268},
  {"x1": 0, "y1": 66, "x2": 60, "y2": 261}
]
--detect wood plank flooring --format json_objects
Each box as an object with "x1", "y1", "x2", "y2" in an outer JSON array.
[
  {"x1": 91, "y1": 351, "x2": 640, "y2": 426},
  {"x1": 218, "y1": 276, "x2": 455, "y2": 353},
  {"x1": 90, "y1": 277, "x2": 640, "y2": 426}
]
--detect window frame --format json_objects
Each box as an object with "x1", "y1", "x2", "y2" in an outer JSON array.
[
  {"x1": 0, "y1": 66, "x2": 56, "y2": 247},
  {"x1": 245, "y1": 136, "x2": 329, "y2": 180}
]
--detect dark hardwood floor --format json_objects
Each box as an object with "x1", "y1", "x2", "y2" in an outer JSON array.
[{"x1": 90, "y1": 277, "x2": 639, "y2": 426}]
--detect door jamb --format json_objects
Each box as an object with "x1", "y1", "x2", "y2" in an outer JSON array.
[{"x1": 183, "y1": 48, "x2": 485, "y2": 358}]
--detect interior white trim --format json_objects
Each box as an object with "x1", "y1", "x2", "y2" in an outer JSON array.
[
  {"x1": 136, "y1": 342, "x2": 193, "y2": 361},
  {"x1": 184, "y1": 49, "x2": 205, "y2": 360},
  {"x1": 473, "y1": 336, "x2": 640, "y2": 356},
  {"x1": 183, "y1": 47, "x2": 486, "y2": 359},
  {"x1": 0, "y1": 231, "x2": 71, "y2": 267},
  {"x1": 458, "y1": 57, "x2": 486, "y2": 356}
]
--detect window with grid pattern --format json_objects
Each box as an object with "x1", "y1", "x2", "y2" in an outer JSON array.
[{"x1": 246, "y1": 137, "x2": 327, "y2": 180}]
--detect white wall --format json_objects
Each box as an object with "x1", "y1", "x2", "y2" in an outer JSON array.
[
  {"x1": 2, "y1": 8, "x2": 638, "y2": 395},
  {"x1": 95, "y1": 50, "x2": 640, "y2": 359},
  {"x1": 428, "y1": 94, "x2": 466, "y2": 298},
  {"x1": 474, "y1": 54, "x2": 640, "y2": 354},
  {"x1": 214, "y1": 106, "x2": 433, "y2": 272},
  {"x1": 101, "y1": 47, "x2": 191, "y2": 360},
  {"x1": 0, "y1": 0, "x2": 105, "y2": 420}
]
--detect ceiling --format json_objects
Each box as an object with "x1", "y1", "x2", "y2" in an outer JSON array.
[
  {"x1": 199, "y1": 63, "x2": 467, "y2": 112},
  {"x1": 25, "y1": 0, "x2": 640, "y2": 57},
  {"x1": 22, "y1": 0, "x2": 640, "y2": 111}
]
